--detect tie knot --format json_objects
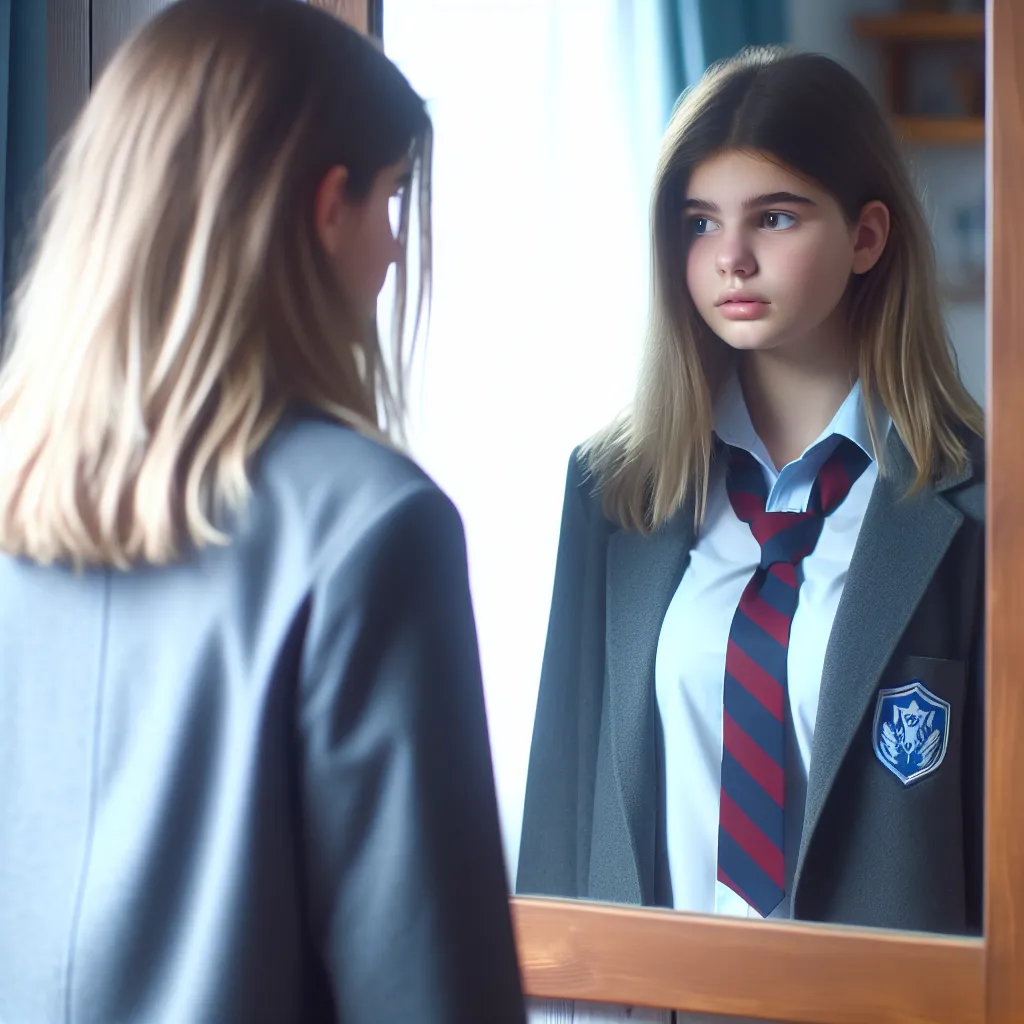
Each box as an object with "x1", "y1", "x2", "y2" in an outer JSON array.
[
  {"x1": 750, "y1": 509, "x2": 821, "y2": 570},
  {"x1": 725, "y1": 439, "x2": 870, "y2": 570}
]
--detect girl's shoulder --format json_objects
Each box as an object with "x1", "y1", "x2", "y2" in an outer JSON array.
[
  {"x1": 566, "y1": 444, "x2": 606, "y2": 517},
  {"x1": 251, "y1": 411, "x2": 452, "y2": 558},
  {"x1": 937, "y1": 425, "x2": 984, "y2": 524},
  {"x1": 267, "y1": 412, "x2": 434, "y2": 500},
  {"x1": 565, "y1": 442, "x2": 638, "y2": 538}
]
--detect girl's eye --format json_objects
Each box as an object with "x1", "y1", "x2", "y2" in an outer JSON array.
[
  {"x1": 763, "y1": 211, "x2": 797, "y2": 230},
  {"x1": 388, "y1": 195, "x2": 403, "y2": 236},
  {"x1": 690, "y1": 216, "x2": 719, "y2": 236}
]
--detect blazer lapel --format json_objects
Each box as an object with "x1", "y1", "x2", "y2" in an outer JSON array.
[
  {"x1": 602, "y1": 500, "x2": 694, "y2": 903},
  {"x1": 794, "y1": 431, "x2": 970, "y2": 893}
]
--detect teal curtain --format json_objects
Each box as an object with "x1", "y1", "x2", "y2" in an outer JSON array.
[
  {"x1": 662, "y1": 0, "x2": 786, "y2": 122},
  {"x1": 0, "y1": 0, "x2": 47, "y2": 313}
]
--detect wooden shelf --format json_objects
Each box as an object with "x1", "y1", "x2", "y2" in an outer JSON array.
[
  {"x1": 853, "y1": 13, "x2": 984, "y2": 41},
  {"x1": 896, "y1": 115, "x2": 984, "y2": 144}
]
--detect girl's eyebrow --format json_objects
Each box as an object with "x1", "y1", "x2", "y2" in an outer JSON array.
[{"x1": 682, "y1": 191, "x2": 817, "y2": 212}]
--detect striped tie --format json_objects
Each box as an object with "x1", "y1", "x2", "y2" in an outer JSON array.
[{"x1": 717, "y1": 438, "x2": 870, "y2": 916}]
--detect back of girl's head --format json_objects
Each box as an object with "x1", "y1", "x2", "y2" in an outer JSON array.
[
  {"x1": 0, "y1": 0, "x2": 432, "y2": 568},
  {"x1": 591, "y1": 46, "x2": 982, "y2": 533}
]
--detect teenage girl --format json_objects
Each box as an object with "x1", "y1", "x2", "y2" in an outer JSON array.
[
  {"x1": 518, "y1": 46, "x2": 984, "y2": 937},
  {"x1": 0, "y1": 3, "x2": 524, "y2": 1022}
]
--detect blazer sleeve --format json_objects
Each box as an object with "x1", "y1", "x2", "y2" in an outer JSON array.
[
  {"x1": 297, "y1": 482, "x2": 525, "y2": 1024},
  {"x1": 517, "y1": 450, "x2": 605, "y2": 898},
  {"x1": 963, "y1": 564, "x2": 984, "y2": 935}
]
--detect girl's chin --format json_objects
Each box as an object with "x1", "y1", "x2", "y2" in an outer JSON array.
[{"x1": 714, "y1": 327, "x2": 787, "y2": 352}]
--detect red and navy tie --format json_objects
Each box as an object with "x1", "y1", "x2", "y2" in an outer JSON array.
[{"x1": 717, "y1": 438, "x2": 870, "y2": 916}]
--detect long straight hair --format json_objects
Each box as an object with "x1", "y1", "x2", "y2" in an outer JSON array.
[
  {"x1": 0, "y1": 0, "x2": 432, "y2": 568},
  {"x1": 585, "y1": 47, "x2": 983, "y2": 534}
]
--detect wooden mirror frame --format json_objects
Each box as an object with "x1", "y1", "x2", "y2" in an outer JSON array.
[{"x1": 323, "y1": 1, "x2": 1021, "y2": 1019}]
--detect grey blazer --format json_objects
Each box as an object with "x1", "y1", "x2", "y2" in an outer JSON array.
[
  {"x1": 517, "y1": 429, "x2": 984, "y2": 935},
  {"x1": 0, "y1": 413, "x2": 525, "y2": 1024}
]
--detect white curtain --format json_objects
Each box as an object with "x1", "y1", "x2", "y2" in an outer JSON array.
[{"x1": 381, "y1": 0, "x2": 669, "y2": 880}]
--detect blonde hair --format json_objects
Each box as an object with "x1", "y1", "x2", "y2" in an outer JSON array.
[
  {"x1": 585, "y1": 47, "x2": 983, "y2": 533},
  {"x1": 0, "y1": 0, "x2": 432, "y2": 568}
]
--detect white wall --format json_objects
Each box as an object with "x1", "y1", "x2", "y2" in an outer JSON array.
[{"x1": 788, "y1": 0, "x2": 987, "y2": 408}]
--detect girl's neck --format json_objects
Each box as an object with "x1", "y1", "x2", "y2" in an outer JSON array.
[{"x1": 738, "y1": 326, "x2": 857, "y2": 471}]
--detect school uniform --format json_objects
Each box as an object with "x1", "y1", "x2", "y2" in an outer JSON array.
[
  {"x1": 0, "y1": 412, "x2": 526, "y2": 1024},
  {"x1": 517, "y1": 378, "x2": 984, "y2": 935}
]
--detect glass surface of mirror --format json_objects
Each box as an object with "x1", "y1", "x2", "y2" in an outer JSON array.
[{"x1": 381, "y1": 0, "x2": 987, "y2": 954}]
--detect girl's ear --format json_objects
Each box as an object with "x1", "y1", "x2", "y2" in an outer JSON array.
[
  {"x1": 851, "y1": 199, "x2": 890, "y2": 275},
  {"x1": 314, "y1": 165, "x2": 350, "y2": 258}
]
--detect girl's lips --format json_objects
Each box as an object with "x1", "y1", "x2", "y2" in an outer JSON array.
[{"x1": 718, "y1": 299, "x2": 770, "y2": 320}]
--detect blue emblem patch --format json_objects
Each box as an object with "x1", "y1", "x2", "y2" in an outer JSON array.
[{"x1": 872, "y1": 680, "x2": 950, "y2": 786}]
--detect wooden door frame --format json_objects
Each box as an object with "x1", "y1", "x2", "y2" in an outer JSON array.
[{"x1": 358, "y1": 0, "x2": 1022, "y2": 1019}]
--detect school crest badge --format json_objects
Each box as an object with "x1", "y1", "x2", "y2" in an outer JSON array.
[{"x1": 872, "y1": 680, "x2": 950, "y2": 786}]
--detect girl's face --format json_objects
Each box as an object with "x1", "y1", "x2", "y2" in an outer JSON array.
[
  {"x1": 315, "y1": 157, "x2": 411, "y2": 313},
  {"x1": 683, "y1": 149, "x2": 888, "y2": 359}
]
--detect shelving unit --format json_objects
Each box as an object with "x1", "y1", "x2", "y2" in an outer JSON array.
[
  {"x1": 853, "y1": 12, "x2": 983, "y2": 41},
  {"x1": 852, "y1": 12, "x2": 985, "y2": 146},
  {"x1": 895, "y1": 115, "x2": 984, "y2": 144}
]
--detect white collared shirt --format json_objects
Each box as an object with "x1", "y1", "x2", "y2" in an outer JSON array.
[{"x1": 655, "y1": 375, "x2": 884, "y2": 918}]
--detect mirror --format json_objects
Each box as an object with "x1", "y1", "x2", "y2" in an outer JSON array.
[{"x1": 380, "y1": 0, "x2": 986, "y2": 969}]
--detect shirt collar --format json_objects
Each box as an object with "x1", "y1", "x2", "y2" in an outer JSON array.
[{"x1": 713, "y1": 371, "x2": 887, "y2": 474}]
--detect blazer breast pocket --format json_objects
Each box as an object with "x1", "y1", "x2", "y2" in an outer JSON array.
[{"x1": 872, "y1": 656, "x2": 966, "y2": 787}]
